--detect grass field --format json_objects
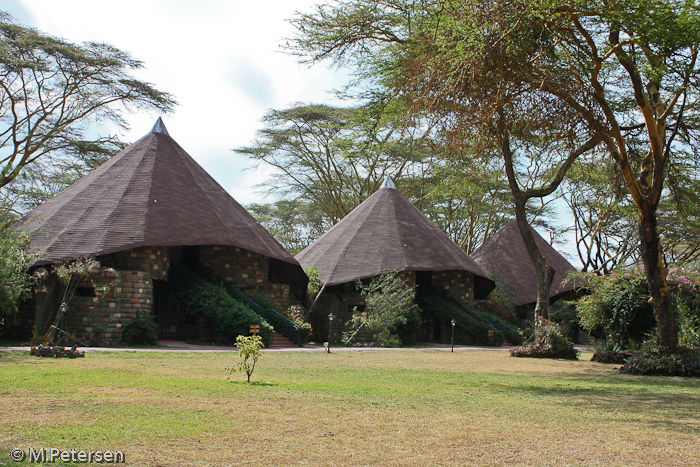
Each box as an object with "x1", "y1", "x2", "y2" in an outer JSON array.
[{"x1": 0, "y1": 348, "x2": 698, "y2": 466}]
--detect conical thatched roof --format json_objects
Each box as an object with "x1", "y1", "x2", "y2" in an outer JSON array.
[
  {"x1": 470, "y1": 220, "x2": 578, "y2": 306},
  {"x1": 295, "y1": 177, "x2": 495, "y2": 298},
  {"x1": 21, "y1": 119, "x2": 306, "y2": 288}
]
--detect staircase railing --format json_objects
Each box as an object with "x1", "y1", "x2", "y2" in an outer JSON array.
[
  {"x1": 417, "y1": 292, "x2": 497, "y2": 330},
  {"x1": 430, "y1": 288, "x2": 523, "y2": 342},
  {"x1": 194, "y1": 264, "x2": 303, "y2": 346}
]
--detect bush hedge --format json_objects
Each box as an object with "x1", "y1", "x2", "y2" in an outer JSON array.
[
  {"x1": 121, "y1": 311, "x2": 159, "y2": 346},
  {"x1": 167, "y1": 264, "x2": 273, "y2": 346},
  {"x1": 510, "y1": 324, "x2": 579, "y2": 360},
  {"x1": 620, "y1": 344, "x2": 700, "y2": 377},
  {"x1": 575, "y1": 265, "x2": 700, "y2": 349}
]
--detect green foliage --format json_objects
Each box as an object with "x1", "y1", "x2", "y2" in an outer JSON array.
[
  {"x1": 510, "y1": 324, "x2": 579, "y2": 360},
  {"x1": 121, "y1": 312, "x2": 158, "y2": 346},
  {"x1": 679, "y1": 300, "x2": 700, "y2": 347},
  {"x1": 621, "y1": 343, "x2": 700, "y2": 377},
  {"x1": 343, "y1": 270, "x2": 420, "y2": 347},
  {"x1": 238, "y1": 101, "x2": 513, "y2": 255},
  {"x1": 235, "y1": 103, "x2": 420, "y2": 225},
  {"x1": 485, "y1": 270, "x2": 517, "y2": 321},
  {"x1": 576, "y1": 266, "x2": 700, "y2": 349},
  {"x1": 167, "y1": 264, "x2": 273, "y2": 346},
  {"x1": 0, "y1": 229, "x2": 35, "y2": 335},
  {"x1": 247, "y1": 201, "x2": 331, "y2": 255},
  {"x1": 0, "y1": 14, "x2": 175, "y2": 190},
  {"x1": 575, "y1": 269, "x2": 656, "y2": 348},
  {"x1": 280, "y1": 305, "x2": 313, "y2": 345},
  {"x1": 226, "y1": 335, "x2": 264, "y2": 382},
  {"x1": 548, "y1": 299, "x2": 580, "y2": 339},
  {"x1": 304, "y1": 267, "x2": 323, "y2": 303}
]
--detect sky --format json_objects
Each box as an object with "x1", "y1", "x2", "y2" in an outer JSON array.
[
  {"x1": 4, "y1": 0, "x2": 350, "y2": 205},
  {"x1": 4, "y1": 0, "x2": 581, "y2": 265}
]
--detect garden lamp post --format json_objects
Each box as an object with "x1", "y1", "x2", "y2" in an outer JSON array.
[
  {"x1": 58, "y1": 302, "x2": 68, "y2": 346},
  {"x1": 451, "y1": 319, "x2": 455, "y2": 352},
  {"x1": 327, "y1": 313, "x2": 334, "y2": 353}
]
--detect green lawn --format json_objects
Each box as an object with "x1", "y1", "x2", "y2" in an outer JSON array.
[{"x1": 0, "y1": 349, "x2": 698, "y2": 466}]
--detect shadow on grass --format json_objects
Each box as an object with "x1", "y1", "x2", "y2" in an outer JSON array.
[
  {"x1": 490, "y1": 368, "x2": 700, "y2": 433},
  {"x1": 226, "y1": 380, "x2": 278, "y2": 387}
]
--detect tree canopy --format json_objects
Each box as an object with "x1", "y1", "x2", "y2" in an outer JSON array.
[
  {"x1": 0, "y1": 12, "x2": 176, "y2": 191},
  {"x1": 289, "y1": 0, "x2": 700, "y2": 350},
  {"x1": 239, "y1": 101, "x2": 518, "y2": 254}
]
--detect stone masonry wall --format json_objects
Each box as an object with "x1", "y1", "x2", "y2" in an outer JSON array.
[
  {"x1": 111, "y1": 247, "x2": 170, "y2": 281},
  {"x1": 60, "y1": 270, "x2": 152, "y2": 344},
  {"x1": 31, "y1": 245, "x2": 296, "y2": 345},
  {"x1": 200, "y1": 246, "x2": 269, "y2": 289},
  {"x1": 432, "y1": 270, "x2": 474, "y2": 301}
]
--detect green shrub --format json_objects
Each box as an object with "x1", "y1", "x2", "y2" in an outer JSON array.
[
  {"x1": 548, "y1": 299, "x2": 579, "y2": 340},
  {"x1": 226, "y1": 334, "x2": 264, "y2": 382},
  {"x1": 575, "y1": 269, "x2": 657, "y2": 349},
  {"x1": 510, "y1": 324, "x2": 579, "y2": 360},
  {"x1": 485, "y1": 269, "x2": 518, "y2": 322},
  {"x1": 621, "y1": 343, "x2": 700, "y2": 376},
  {"x1": 281, "y1": 305, "x2": 313, "y2": 345},
  {"x1": 121, "y1": 312, "x2": 159, "y2": 346},
  {"x1": 343, "y1": 270, "x2": 420, "y2": 347},
  {"x1": 575, "y1": 265, "x2": 700, "y2": 349},
  {"x1": 0, "y1": 229, "x2": 36, "y2": 336},
  {"x1": 167, "y1": 264, "x2": 273, "y2": 346}
]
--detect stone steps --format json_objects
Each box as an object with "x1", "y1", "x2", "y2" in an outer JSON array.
[{"x1": 267, "y1": 332, "x2": 299, "y2": 348}]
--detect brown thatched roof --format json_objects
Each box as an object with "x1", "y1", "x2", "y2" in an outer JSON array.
[
  {"x1": 470, "y1": 220, "x2": 578, "y2": 305},
  {"x1": 21, "y1": 119, "x2": 306, "y2": 289},
  {"x1": 295, "y1": 177, "x2": 495, "y2": 298}
]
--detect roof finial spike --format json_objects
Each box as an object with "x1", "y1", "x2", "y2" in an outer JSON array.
[
  {"x1": 381, "y1": 175, "x2": 396, "y2": 190},
  {"x1": 150, "y1": 117, "x2": 170, "y2": 136}
]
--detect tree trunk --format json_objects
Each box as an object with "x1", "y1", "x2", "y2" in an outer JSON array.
[
  {"x1": 513, "y1": 202, "x2": 554, "y2": 324},
  {"x1": 639, "y1": 211, "x2": 677, "y2": 351}
]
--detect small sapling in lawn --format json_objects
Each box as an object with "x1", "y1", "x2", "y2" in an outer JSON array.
[{"x1": 226, "y1": 334, "x2": 264, "y2": 382}]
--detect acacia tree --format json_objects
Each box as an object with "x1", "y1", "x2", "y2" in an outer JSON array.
[
  {"x1": 240, "y1": 101, "x2": 517, "y2": 253},
  {"x1": 246, "y1": 199, "x2": 332, "y2": 255},
  {"x1": 659, "y1": 152, "x2": 700, "y2": 263},
  {"x1": 289, "y1": 0, "x2": 599, "y2": 321},
  {"x1": 405, "y1": 156, "x2": 514, "y2": 253},
  {"x1": 564, "y1": 151, "x2": 700, "y2": 273},
  {"x1": 289, "y1": 0, "x2": 700, "y2": 350},
  {"x1": 0, "y1": 13, "x2": 176, "y2": 190},
  {"x1": 563, "y1": 156, "x2": 639, "y2": 273},
  {"x1": 532, "y1": 1, "x2": 700, "y2": 351},
  {"x1": 235, "y1": 102, "x2": 429, "y2": 224}
]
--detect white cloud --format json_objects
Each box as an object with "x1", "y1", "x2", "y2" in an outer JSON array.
[{"x1": 14, "y1": 0, "x2": 349, "y2": 205}]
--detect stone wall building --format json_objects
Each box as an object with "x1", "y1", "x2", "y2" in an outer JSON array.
[
  {"x1": 295, "y1": 177, "x2": 495, "y2": 344},
  {"x1": 20, "y1": 119, "x2": 307, "y2": 344}
]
